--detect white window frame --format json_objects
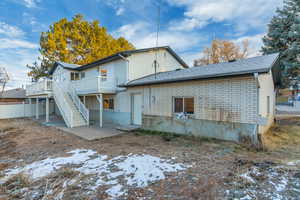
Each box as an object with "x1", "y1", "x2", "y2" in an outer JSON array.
[
  {"x1": 103, "y1": 97, "x2": 114, "y2": 111},
  {"x1": 173, "y1": 96, "x2": 195, "y2": 115},
  {"x1": 100, "y1": 68, "x2": 108, "y2": 81},
  {"x1": 70, "y1": 72, "x2": 80, "y2": 81}
]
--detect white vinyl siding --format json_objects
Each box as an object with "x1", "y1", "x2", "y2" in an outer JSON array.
[{"x1": 127, "y1": 49, "x2": 185, "y2": 81}]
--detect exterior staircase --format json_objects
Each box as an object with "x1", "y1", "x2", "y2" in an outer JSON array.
[{"x1": 52, "y1": 82, "x2": 89, "y2": 128}]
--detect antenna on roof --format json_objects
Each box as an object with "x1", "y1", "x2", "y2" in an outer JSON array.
[{"x1": 153, "y1": 2, "x2": 160, "y2": 79}]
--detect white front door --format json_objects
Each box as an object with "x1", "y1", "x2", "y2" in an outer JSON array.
[{"x1": 133, "y1": 94, "x2": 142, "y2": 125}]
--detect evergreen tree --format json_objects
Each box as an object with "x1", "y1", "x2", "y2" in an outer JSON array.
[
  {"x1": 27, "y1": 14, "x2": 135, "y2": 81},
  {"x1": 262, "y1": 0, "x2": 300, "y2": 87}
]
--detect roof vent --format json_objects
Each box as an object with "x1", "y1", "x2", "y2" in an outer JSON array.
[{"x1": 229, "y1": 59, "x2": 236, "y2": 62}]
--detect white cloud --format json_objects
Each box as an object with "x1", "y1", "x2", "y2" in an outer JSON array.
[
  {"x1": 22, "y1": 12, "x2": 47, "y2": 32},
  {"x1": 0, "y1": 22, "x2": 38, "y2": 89},
  {"x1": 0, "y1": 48, "x2": 39, "y2": 89},
  {"x1": 0, "y1": 22, "x2": 25, "y2": 38},
  {"x1": 116, "y1": 7, "x2": 125, "y2": 16},
  {"x1": 22, "y1": 0, "x2": 39, "y2": 8},
  {"x1": 232, "y1": 34, "x2": 265, "y2": 57},
  {"x1": 114, "y1": 22, "x2": 206, "y2": 51},
  {"x1": 0, "y1": 38, "x2": 38, "y2": 49},
  {"x1": 166, "y1": 0, "x2": 283, "y2": 33}
]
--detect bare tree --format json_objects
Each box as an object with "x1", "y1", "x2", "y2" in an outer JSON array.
[
  {"x1": 194, "y1": 39, "x2": 250, "y2": 66},
  {"x1": 0, "y1": 67, "x2": 9, "y2": 95}
]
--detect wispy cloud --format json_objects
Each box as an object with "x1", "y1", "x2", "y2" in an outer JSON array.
[
  {"x1": 22, "y1": 0, "x2": 40, "y2": 8},
  {"x1": 232, "y1": 34, "x2": 265, "y2": 57},
  {"x1": 0, "y1": 38, "x2": 38, "y2": 49},
  {"x1": 166, "y1": 0, "x2": 282, "y2": 34},
  {"x1": 0, "y1": 22, "x2": 25, "y2": 38},
  {"x1": 0, "y1": 21, "x2": 38, "y2": 89},
  {"x1": 114, "y1": 21, "x2": 206, "y2": 51}
]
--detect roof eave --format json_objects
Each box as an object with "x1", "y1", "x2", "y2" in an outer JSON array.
[{"x1": 122, "y1": 69, "x2": 270, "y2": 87}]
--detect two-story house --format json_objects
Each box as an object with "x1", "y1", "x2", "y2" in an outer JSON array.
[{"x1": 26, "y1": 46, "x2": 188, "y2": 128}]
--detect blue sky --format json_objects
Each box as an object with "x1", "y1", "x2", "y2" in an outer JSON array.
[{"x1": 0, "y1": 0, "x2": 283, "y2": 89}]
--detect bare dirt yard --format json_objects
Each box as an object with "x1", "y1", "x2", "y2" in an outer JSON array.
[{"x1": 0, "y1": 117, "x2": 300, "y2": 200}]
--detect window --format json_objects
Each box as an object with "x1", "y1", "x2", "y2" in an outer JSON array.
[
  {"x1": 80, "y1": 72, "x2": 85, "y2": 79},
  {"x1": 267, "y1": 96, "x2": 270, "y2": 114},
  {"x1": 100, "y1": 69, "x2": 107, "y2": 81},
  {"x1": 103, "y1": 98, "x2": 114, "y2": 110},
  {"x1": 173, "y1": 97, "x2": 194, "y2": 114},
  {"x1": 70, "y1": 72, "x2": 80, "y2": 81}
]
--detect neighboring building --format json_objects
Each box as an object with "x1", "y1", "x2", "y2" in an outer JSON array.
[
  {"x1": 0, "y1": 88, "x2": 26, "y2": 104},
  {"x1": 26, "y1": 46, "x2": 188, "y2": 127},
  {"x1": 122, "y1": 53, "x2": 280, "y2": 144},
  {"x1": 25, "y1": 46, "x2": 280, "y2": 144}
]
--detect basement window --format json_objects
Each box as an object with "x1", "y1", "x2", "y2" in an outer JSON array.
[
  {"x1": 103, "y1": 98, "x2": 114, "y2": 110},
  {"x1": 173, "y1": 97, "x2": 194, "y2": 114}
]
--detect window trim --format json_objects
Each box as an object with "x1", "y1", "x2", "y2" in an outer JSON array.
[
  {"x1": 100, "y1": 69, "x2": 108, "y2": 81},
  {"x1": 70, "y1": 72, "x2": 80, "y2": 81},
  {"x1": 173, "y1": 96, "x2": 195, "y2": 115},
  {"x1": 103, "y1": 97, "x2": 114, "y2": 111}
]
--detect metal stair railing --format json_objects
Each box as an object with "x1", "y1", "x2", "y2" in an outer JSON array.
[{"x1": 67, "y1": 84, "x2": 89, "y2": 125}]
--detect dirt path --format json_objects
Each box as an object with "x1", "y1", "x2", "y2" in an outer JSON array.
[{"x1": 0, "y1": 118, "x2": 299, "y2": 199}]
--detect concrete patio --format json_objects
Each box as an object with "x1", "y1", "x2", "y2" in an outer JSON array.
[{"x1": 33, "y1": 115, "x2": 127, "y2": 140}]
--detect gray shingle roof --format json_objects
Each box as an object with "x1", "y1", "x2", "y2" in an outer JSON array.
[
  {"x1": 57, "y1": 61, "x2": 80, "y2": 69},
  {"x1": 124, "y1": 53, "x2": 279, "y2": 87},
  {"x1": 49, "y1": 46, "x2": 188, "y2": 75},
  {"x1": 0, "y1": 88, "x2": 26, "y2": 98}
]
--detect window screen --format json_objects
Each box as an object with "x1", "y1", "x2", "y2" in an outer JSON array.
[{"x1": 174, "y1": 98, "x2": 183, "y2": 113}]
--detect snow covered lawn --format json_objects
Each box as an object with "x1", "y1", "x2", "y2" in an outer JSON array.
[{"x1": 1, "y1": 149, "x2": 189, "y2": 198}]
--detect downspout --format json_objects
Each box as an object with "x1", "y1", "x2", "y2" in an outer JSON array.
[
  {"x1": 253, "y1": 72, "x2": 260, "y2": 146},
  {"x1": 118, "y1": 54, "x2": 130, "y2": 83}
]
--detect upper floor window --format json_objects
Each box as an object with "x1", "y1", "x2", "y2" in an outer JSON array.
[
  {"x1": 100, "y1": 69, "x2": 107, "y2": 81},
  {"x1": 70, "y1": 72, "x2": 80, "y2": 81},
  {"x1": 173, "y1": 97, "x2": 194, "y2": 114},
  {"x1": 80, "y1": 72, "x2": 85, "y2": 79}
]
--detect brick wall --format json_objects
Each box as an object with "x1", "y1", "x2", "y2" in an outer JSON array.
[{"x1": 127, "y1": 76, "x2": 258, "y2": 124}]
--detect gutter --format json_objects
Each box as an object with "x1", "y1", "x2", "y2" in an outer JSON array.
[
  {"x1": 121, "y1": 69, "x2": 269, "y2": 88},
  {"x1": 254, "y1": 72, "x2": 260, "y2": 144}
]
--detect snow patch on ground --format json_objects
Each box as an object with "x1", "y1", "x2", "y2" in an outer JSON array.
[
  {"x1": 287, "y1": 160, "x2": 300, "y2": 166},
  {"x1": 2, "y1": 149, "x2": 188, "y2": 198},
  {"x1": 228, "y1": 163, "x2": 300, "y2": 200}
]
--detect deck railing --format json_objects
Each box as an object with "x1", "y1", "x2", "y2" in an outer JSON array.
[
  {"x1": 26, "y1": 75, "x2": 117, "y2": 96},
  {"x1": 26, "y1": 79, "x2": 52, "y2": 96},
  {"x1": 70, "y1": 76, "x2": 117, "y2": 94}
]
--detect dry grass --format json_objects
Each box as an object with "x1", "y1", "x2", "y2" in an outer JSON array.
[
  {"x1": 262, "y1": 117, "x2": 300, "y2": 151},
  {"x1": 0, "y1": 118, "x2": 300, "y2": 199},
  {"x1": 0, "y1": 173, "x2": 30, "y2": 199}
]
